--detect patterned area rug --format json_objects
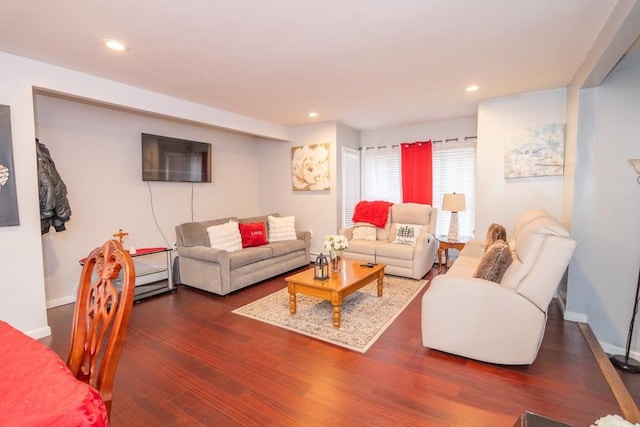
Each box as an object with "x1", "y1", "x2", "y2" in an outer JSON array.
[{"x1": 232, "y1": 276, "x2": 427, "y2": 353}]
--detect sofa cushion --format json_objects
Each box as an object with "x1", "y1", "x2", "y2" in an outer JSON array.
[
  {"x1": 445, "y1": 255, "x2": 480, "y2": 278},
  {"x1": 207, "y1": 220, "x2": 242, "y2": 253},
  {"x1": 352, "y1": 225, "x2": 377, "y2": 241},
  {"x1": 501, "y1": 216, "x2": 570, "y2": 289},
  {"x1": 266, "y1": 239, "x2": 306, "y2": 257},
  {"x1": 355, "y1": 217, "x2": 392, "y2": 241},
  {"x1": 376, "y1": 241, "x2": 415, "y2": 260},
  {"x1": 177, "y1": 217, "x2": 238, "y2": 247},
  {"x1": 392, "y1": 223, "x2": 422, "y2": 246},
  {"x1": 473, "y1": 240, "x2": 513, "y2": 283},
  {"x1": 485, "y1": 223, "x2": 507, "y2": 250},
  {"x1": 501, "y1": 258, "x2": 523, "y2": 289},
  {"x1": 509, "y1": 209, "x2": 549, "y2": 246},
  {"x1": 344, "y1": 239, "x2": 383, "y2": 256},
  {"x1": 239, "y1": 222, "x2": 269, "y2": 248},
  {"x1": 390, "y1": 203, "x2": 431, "y2": 228},
  {"x1": 268, "y1": 215, "x2": 297, "y2": 242},
  {"x1": 229, "y1": 247, "x2": 273, "y2": 269}
]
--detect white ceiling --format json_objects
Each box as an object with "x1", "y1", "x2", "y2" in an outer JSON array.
[{"x1": 0, "y1": 0, "x2": 622, "y2": 130}]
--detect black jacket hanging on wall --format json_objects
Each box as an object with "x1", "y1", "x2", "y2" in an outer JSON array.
[{"x1": 36, "y1": 139, "x2": 71, "y2": 234}]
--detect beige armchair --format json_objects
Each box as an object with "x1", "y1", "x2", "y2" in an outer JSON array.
[
  {"x1": 421, "y1": 211, "x2": 577, "y2": 365},
  {"x1": 339, "y1": 203, "x2": 438, "y2": 279}
]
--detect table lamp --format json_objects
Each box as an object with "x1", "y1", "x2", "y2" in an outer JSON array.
[{"x1": 442, "y1": 193, "x2": 466, "y2": 241}]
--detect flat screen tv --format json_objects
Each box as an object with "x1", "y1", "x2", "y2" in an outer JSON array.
[{"x1": 142, "y1": 133, "x2": 211, "y2": 183}]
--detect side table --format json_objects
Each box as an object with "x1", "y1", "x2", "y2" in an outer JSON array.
[
  {"x1": 436, "y1": 236, "x2": 469, "y2": 273},
  {"x1": 80, "y1": 247, "x2": 175, "y2": 302}
]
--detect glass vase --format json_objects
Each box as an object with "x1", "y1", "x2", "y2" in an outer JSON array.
[{"x1": 330, "y1": 250, "x2": 343, "y2": 272}]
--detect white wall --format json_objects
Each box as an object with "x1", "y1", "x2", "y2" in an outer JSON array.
[
  {"x1": 360, "y1": 117, "x2": 477, "y2": 149},
  {"x1": 336, "y1": 122, "x2": 361, "y2": 229},
  {"x1": 476, "y1": 89, "x2": 567, "y2": 235},
  {"x1": 0, "y1": 62, "x2": 49, "y2": 338},
  {"x1": 567, "y1": 50, "x2": 640, "y2": 357},
  {"x1": 257, "y1": 122, "x2": 341, "y2": 257},
  {"x1": 34, "y1": 94, "x2": 263, "y2": 305},
  {"x1": 0, "y1": 52, "x2": 289, "y2": 337},
  {"x1": 360, "y1": 116, "x2": 478, "y2": 235}
]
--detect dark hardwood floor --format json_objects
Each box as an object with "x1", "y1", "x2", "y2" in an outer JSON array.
[{"x1": 41, "y1": 267, "x2": 638, "y2": 427}]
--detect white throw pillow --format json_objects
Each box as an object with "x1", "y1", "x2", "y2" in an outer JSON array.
[
  {"x1": 207, "y1": 220, "x2": 242, "y2": 253},
  {"x1": 351, "y1": 225, "x2": 377, "y2": 241},
  {"x1": 268, "y1": 215, "x2": 297, "y2": 242},
  {"x1": 393, "y1": 223, "x2": 422, "y2": 246}
]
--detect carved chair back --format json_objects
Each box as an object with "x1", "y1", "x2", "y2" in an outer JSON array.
[{"x1": 67, "y1": 239, "x2": 135, "y2": 418}]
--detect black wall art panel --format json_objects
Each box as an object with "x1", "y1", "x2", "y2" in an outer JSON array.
[{"x1": 0, "y1": 104, "x2": 20, "y2": 226}]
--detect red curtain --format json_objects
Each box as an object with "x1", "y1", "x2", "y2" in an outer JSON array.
[{"x1": 401, "y1": 141, "x2": 432, "y2": 204}]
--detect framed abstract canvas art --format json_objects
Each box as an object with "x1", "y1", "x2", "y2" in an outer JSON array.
[{"x1": 504, "y1": 123, "x2": 565, "y2": 179}]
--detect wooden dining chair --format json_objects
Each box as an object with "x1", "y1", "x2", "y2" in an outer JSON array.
[{"x1": 67, "y1": 239, "x2": 136, "y2": 418}]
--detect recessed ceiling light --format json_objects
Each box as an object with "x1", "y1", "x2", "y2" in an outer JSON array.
[
  {"x1": 103, "y1": 39, "x2": 128, "y2": 51},
  {"x1": 465, "y1": 85, "x2": 479, "y2": 92},
  {"x1": 308, "y1": 112, "x2": 318, "y2": 118}
]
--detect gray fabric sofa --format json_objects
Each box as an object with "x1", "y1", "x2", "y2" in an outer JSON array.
[{"x1": 175, "y1": 214, "x2": 310, "y2": 295}]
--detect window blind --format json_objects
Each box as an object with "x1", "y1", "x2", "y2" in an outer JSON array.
[
  {"x1": 361, "y1": 145, "x2": 401, "y2": 204},
  {"x1": 432, "y1": 139, "x2": 477, "y2": 238},
  {"x1": 342, "y1": 147, "x2": 360, "y2": 228}
]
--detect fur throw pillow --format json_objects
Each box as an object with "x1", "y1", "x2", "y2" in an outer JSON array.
[
  {"x1": 485, "y1": 223, "x2": 507, "y2": 252},
  {"x1": 473, "y1": 239, "x2": 513, "y2": 283}
]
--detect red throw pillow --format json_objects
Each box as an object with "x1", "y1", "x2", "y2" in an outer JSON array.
[{"x1": 238, "y1": 222, "x2": 269, "y2": 248}]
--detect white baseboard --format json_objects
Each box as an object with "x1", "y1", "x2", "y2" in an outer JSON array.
[
  {"x1": 563, "y1": 310, "x2": 588, "y2": 323},
  {"x1": 46, "y1": 294, "x2": 76, "y2": 309},
  {"x1": 563, "y1": 310, "x2": 640, "y2": 363},
  {"x1": 46, "y1": 271, "x2": 169, "y2": 309},
  {"x1": 27, "y1": 325, "x2": 52, "y2": 339},
  {"x1": 600, "y1": 341, "x2": 640, "y2": 362}
]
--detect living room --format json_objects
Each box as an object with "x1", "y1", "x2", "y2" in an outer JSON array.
[{"x1": 0, "y1": 1, "x2": 639, "y2": 420}]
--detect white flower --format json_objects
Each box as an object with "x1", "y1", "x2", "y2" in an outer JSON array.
[
  {"x1": 0, "y1": 164, "x2": 8, "y2": 193},
  {"x1": 324, "y1": 234, "x2": 348, "y2": 251},
  {"x1": 291, "y1": 144, "x2": 330, "y2": 191},
  {"x1": 591, "y1": 415, "x2": 638, "y2": 427}
]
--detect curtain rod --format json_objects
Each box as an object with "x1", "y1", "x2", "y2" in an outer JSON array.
[
  {"x1": 359, "y1": 136, "x2": 477, "y2": 150},
  {"x1": 361, "y1": 144, "x2": 400, "y2": 150},
  {"x1": 432, "y1": 136, "x2": 477, "y2": 143}
]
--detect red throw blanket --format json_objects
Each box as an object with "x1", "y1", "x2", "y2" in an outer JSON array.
[{"x1": 352, "y1": 201, "x2": 393, "y2": 228}]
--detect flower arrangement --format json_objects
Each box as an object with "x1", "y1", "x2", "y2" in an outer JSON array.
[
  {"x1": 591, "y1": 415, "x2": 637, "y2": 427},
  {"x1": 324, "y1": 234, "x2": 348, "y2": 252}
]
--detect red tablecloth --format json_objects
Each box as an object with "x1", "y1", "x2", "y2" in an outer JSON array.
[{"x1": 0, "y1": 320, "x2": 109, "y2": 426}]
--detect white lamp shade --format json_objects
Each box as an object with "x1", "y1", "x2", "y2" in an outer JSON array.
[
  {"x1": 630, "y1": 158, "x2": 640, "y2": 174},
  {"x1": 442, "y1": 193, "x2": 466, "y2": 212}
]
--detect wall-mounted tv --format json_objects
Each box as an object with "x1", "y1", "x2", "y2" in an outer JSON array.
[{"x1": 142, "y1": 133, "x2": 211, "y2": 183}]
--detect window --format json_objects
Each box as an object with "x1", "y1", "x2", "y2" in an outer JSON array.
[
  {"x1": 342, "y1": 147, "x2": 360, "y2": 227},
  {"x1": 356, "y1": 139, "x2": 476, "y2": 239},
  {"x1": 361, "y1": 145, "x2": 401, "y2": 203},
  {"x1": 432, "y1": 139, "x2": 476, "y2": 238},
  {"x1": 358, "y1": 137, "x2": 476, "y2": 236}
]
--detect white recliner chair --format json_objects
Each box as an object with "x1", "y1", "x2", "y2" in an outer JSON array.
[
  {"x1": 421, "y1": 211, "x2": 577, "y2": 365},
  {"x1": 339, "y1": 203, "x2": 438, "y2": 280}
]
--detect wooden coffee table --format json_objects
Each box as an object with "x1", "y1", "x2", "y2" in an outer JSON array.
[{"x1": 285, "y1": 259, "x2": 386, "y2": 329}]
